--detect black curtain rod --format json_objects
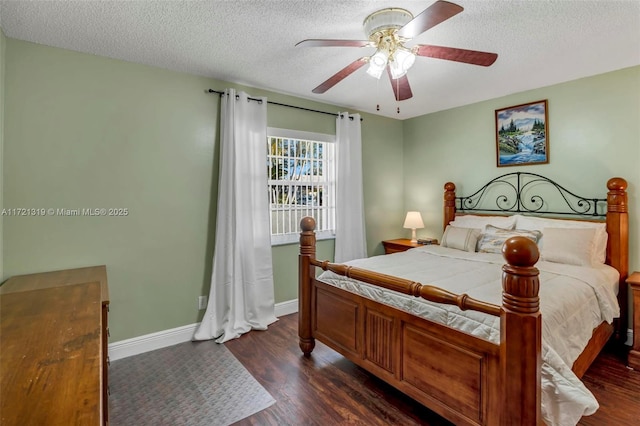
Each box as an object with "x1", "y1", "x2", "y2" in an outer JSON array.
[{"x1": 207, "y1": 89, "x2": 362, "y2": 121}]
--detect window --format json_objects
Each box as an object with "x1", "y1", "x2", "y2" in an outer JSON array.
[{"x1": 267, "y1": 128, "x2": 335, "y2": 245}]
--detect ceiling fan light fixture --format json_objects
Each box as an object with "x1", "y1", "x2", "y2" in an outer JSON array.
[
  {"x1": 366, "y1": 64, "x2": 384, "y2": 79},
  {"x1": 389, "y1": 48, "x2": 416, "y2": 79},
  {"x1": 366, "y1": 49, "x2": 388, "y2": 79},
  {"x1": 370, "y1": 49, "x2": 389, "y2": 67},
  {"x1": 363, "y1": 8, "x2": 413, "y2": 38},
  {"x1": 367, "y1": 64, "x2": 384, "y2": 80},
  {"x1": 396, "y1": 47, "x2": 416, "y2": 69},
  {"x1": 388, "y1": 60, "x2": 406, "y2": 80}
]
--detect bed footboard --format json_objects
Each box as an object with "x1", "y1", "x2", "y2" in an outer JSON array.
[{"x1": 298, "y1": 217, "x2": 542, "y2": 425}]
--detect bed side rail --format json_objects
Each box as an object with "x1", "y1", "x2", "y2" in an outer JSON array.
[{"x1": 310, "y1": 255, "x2": 501, "y2": 317}]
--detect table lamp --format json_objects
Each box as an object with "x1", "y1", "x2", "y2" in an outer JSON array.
[{"x1": 403, "y1": 211, "x2": 424, "y2": 243}]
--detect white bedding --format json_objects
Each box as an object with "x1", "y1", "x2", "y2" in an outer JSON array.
[{"x1": 317, "y1": 245, "x2": 620, "y2": 426}]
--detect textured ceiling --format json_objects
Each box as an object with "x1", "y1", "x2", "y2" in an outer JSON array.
[{"x1": 0, "y1": 0, "x2": 639, "y2": 119}]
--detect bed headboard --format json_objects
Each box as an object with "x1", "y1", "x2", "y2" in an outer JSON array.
[
  {"x1": 445, "y1": 172, "x2": 610, "y2": 218},
  {"x1": 443, "y1": 172, "x2": 629, "y2": 338}
]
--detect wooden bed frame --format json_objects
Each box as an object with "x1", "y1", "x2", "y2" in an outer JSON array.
[{"x1": 298, "y1": 173, "x2": 628, "y2": 426}]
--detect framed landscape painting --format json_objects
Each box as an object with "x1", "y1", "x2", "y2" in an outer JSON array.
[{"x1": 495, "y1": 100, "x2": 549, "y2": 167}]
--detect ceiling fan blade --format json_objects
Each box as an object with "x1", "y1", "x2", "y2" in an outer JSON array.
[
  {"x1": 312, "y1": 58, "x2": 368, "y2": 94},
  {"x1": 415, "y1": 44, "x2": 498, "y2": 66},
  {"x1": 296, "y1": 39, "x2": 371, "y2": 48},
  {"x1": 386, "y1": 68, "x2": 413, "y2": 101},
  {"x1": 396, "y1": 1, "x2": 463, "y2": 39}
]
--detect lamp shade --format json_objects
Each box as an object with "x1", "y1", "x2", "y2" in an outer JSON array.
[
  {"x1": 366, "y1": 49, "x2": 389, "y2": 79},
  {"x1": 366, "y1": 63, "x2": 384, "y2": 79},
  {"x1": 403, "y1": 211, "x2": 424, "y2": 229},
  {"x1": 389, "y1": 48, "x2": 416, "y2": 79}
]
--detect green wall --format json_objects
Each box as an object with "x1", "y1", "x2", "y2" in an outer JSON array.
[
  {"x1": 4, "y1": 35, "x2": 636, "y2": 343},
  {"x1": 403, "y1": 66, "x2": 640, "y2": 320},
  {"x1": 2, "y1": 38, "x2": 403, "y2": 341}
]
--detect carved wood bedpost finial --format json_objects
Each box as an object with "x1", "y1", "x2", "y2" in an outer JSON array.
[
  {"x1": 500, "y1": 236, "x2": 541, "y2": 426},
  {"x1": 443, "y1": 182, "x2": 456, "y2": 231},
  {"x1": 606, "y1": 177, "x2": 628, "y2": 341},
  {"x1": 299, "y1": 217, "x2": 317, "y2": 356},
  {"x1": 607, "y1": 177, "x2": 628, "y2": 212}
]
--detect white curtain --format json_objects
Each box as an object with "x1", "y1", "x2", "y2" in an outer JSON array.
[
  {"x1": 334, "y1": 112, "x2": 367, "y2": 263},
  {"x1": 194, "y1": 89, "x2": 277, "y2": 343}
]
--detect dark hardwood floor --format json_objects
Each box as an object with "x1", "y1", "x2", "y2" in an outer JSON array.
[{"x1": 226, "y1": 313, "x2": 640, "y2": 425}]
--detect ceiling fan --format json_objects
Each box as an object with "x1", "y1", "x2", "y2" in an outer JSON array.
[{"x1": 296, "y1": 1, "x2": 498, "y2": 103}]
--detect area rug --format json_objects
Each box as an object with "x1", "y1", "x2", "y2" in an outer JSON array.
[{"x1": 109, "y1": 340, "x2": 275, "y2": 425}]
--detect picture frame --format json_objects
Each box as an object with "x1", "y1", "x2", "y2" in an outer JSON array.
[{"x1": 495, "y1": 100, "x2": 549, "y2": 167}]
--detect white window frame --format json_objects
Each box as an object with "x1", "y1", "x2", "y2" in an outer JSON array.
[{"x1": 267, "y1": 127, "x2": 336, "y2": 245}]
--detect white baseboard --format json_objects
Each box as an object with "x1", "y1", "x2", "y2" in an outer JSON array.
[
  {"x1": 275, "y1": 298, "x2": 298, "y2": 317},
  {"x1": 108, "y1": 299, "x2": 299, "y2": 361},
  {"x1": 108, "y1": 323, "x2": 199, "y2": 361}
]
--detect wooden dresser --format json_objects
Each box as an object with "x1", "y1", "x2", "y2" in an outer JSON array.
[{"x1": 0, "y1": 266, "x2": 109, "y2": 425}]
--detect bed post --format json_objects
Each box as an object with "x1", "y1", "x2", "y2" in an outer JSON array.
[
  {"x1": 606, "y1": 177, "x2": 629, "y2": 341},
  {"x1": 443, "y1": 182, "x2": 457, "y2": 230},
  {"x1": 299, "y1": 216, "x2": 317, "y2": 356},
  {"x1": 500, "y1": 237, "x2": 541, "y2": 426}
]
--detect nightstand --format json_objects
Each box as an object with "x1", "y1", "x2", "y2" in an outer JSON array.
[
  {"x1": 382, "y1": 238, "x2": 437, "y2": 254},
  {"x1": 628, "y1": 271, "x2": 640, "y2": 370}
]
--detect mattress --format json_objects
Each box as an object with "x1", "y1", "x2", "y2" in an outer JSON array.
[{"x1": 318, "y1": 245, "x2": 620, "y2": 426}]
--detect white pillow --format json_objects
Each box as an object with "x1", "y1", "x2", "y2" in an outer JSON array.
[
  {"x1": 541, "y1": 227, "x2": 596, "y2": 266},
  {"x1": 477, "y1": 225, "x2": 542, "y2": 254},
  {"x1": 441, "y1": 226, "x2": 481, "y2": 252},
  {"x1": 515, "y1": 215, "x2": 607, "y2": 264},
  {"x1": 450, "y1": 214, "x2": 516, "y2": 230}
]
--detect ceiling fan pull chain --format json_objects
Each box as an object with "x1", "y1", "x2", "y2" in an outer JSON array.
[
  {"x1": 396, "y1": 78, "x2": 400, "y2": 114},
  {"x1": 376, "y1": 75, "x2": 381, "y2": 111}
]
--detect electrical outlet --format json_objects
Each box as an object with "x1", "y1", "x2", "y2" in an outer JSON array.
[{"x1": 198, "y1": 295, "x2": 208, "y2": 310}]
